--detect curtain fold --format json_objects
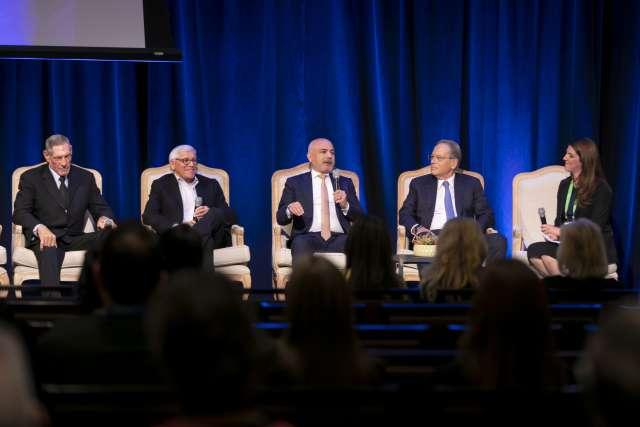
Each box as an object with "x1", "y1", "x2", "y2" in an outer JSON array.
[{"x1": 0, "y1": 0, "x2": 637, "y2": 286}]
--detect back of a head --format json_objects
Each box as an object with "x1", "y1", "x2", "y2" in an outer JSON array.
[
  {"x1": 286, "y1": 256, "x2": 353, "y2": 345},
  {"x1": 0, "y1": 323, "x2": 43, "y2": 427},
  {"x1": 422, "y1": 218, "x2": 487, "y2": 300},
  {"x1": 158, "y1": 224, "x2": 203, "y2": 274},
  {"x1": 99, "y1": 222, "x2": 161, "y2": 306},
  {"x1": 460, "y1": 260, "x2": 560, "y2": 388},
  {"x1": 147, "y1": 270, "x2": 254, "y2": 414},
  {"x1": 576, "y1": 307, "x2": 640, "y2": 427},
  {"x1": 557, "y1": 218, "x2": 608, "y2": 279},
  {"x1": 345, "y1": 215, "x2": 399, "y2": 291}
]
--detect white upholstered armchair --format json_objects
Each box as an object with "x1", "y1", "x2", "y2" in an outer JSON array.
[
  {"x1": 512, "y1": 165, "x2": 617, "y2": 278},
  {"x1": 11, "y1": 163, "x2": 101, "y2": 286},
  {"x1": 140, "y1": 164, "x2": 251, "y2": 289},
  {"x1": 396, "y1": 166, "x2": 485, "y2": 282},
  {"x1": 271, "y1": 163, "x2": 359, "y2": 289}
]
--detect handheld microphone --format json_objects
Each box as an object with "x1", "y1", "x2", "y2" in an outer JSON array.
[
  {"x1": 194, "y1": 196, "x2": 203, "y2": 222},
  {"x1": 538, "y1": 207, "x2": 547, "y2": 225},
  {"x1": 332, "y1": 168, "x2": 341, "y2": 191}
]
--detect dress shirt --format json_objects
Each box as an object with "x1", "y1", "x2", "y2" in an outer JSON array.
[
  {"x1": 175, "y1": 174, "x2": 199, "y2": 223},
  {"x1": 309, "y1": 169, "x2": 346, "y2": 234},
  {"x1": 429, "y1": 174, "x2": 458, "y2": 230}
]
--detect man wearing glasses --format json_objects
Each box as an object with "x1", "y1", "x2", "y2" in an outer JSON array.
[
  {"x1": 13, "y1": 134, "x2": 116, "y2": 288},
  {"x1": 142, "y1": 145, "x2": 236, "y2": 271},
  {"x1": 399, "y1": 139, "x2": 506, "y2": 261}
]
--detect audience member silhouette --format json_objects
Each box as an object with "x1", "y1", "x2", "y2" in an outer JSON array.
[
  {"x1": 158, "y1": 224, "x2": 204, "y2": 274},
  {"x1": 147, "y1": 270, "x2": 262, "y2": 426},
  {"x1": 280, "y1": 256, "x2": 379, "y2": 387},
  {"x1": 37, "y1": 222, "x2": 163, "y2": 384},
  {"x1": 0, "y1": 322, "x2": 47, "y2": 427},
  {"x1": 576, "y1": 306, "x2": 640, "y2": 427},
  {"x1": 430, "y1": 260, "x2": 565, "y2": 389},
  {"x1": 345, "y1": 216, "x2": 403, "y2": 294},
  {"x1": 544, "y1": 218, "x2": 619, "y2": 291},
  {"x1": 420, "y1": 218, "x2": 487, "y2": 302}
]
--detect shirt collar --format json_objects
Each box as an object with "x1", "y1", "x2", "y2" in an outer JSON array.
[
  {"x1": 49, "y1": 166, "x2": 65, "y2": 183},
  {"x1": 174, "y1": 173, "x2": 199, "y2": 186},
  {"x1": 311, "y1": 168, "x2": 329, "y2": 179},
  {"x1": 437, "y1": 174, "x2": 455, "y2": 187}
]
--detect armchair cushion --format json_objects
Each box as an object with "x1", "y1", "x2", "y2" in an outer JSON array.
[{"x1": 13, "y1": 247, "x2": 87, "y2": 269}]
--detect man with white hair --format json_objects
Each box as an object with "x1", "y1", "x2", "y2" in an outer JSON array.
[
  {"x1": 276, "y1": 138, "x2": 363, "y2": 263},
  {"x1": 142, "y1": 145, "x2": 236, "y2": 271}
]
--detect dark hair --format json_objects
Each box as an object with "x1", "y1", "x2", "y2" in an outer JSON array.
[
  {"x1": 99, "y1": 222, "x2": 160, "y2": 305},
  {"x1": 158, "y1": 224, "x2": 203, "y2": 273},
  {"x1": 345, "y1": 216, "x2": 403, "y2": 291},
  {"x1": 147, "y1": 270, "x2": 255, "y2": 414},
  {"x1": 576, "y1": 306, "x2": 640, "y2": 427},
  {"x1": 459, "y1": 260, "x2": 564, "y2": 389},
  {"x1": 285, "y1": 257, "x2": 371, "y2": 385},
  {"x1": 570, "y1": 138, "x2": 606, "y2": 207}
]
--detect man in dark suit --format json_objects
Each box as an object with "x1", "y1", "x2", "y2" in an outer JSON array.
[
  {"x1": 142, "y1": 145, "x2": 236, "y2": 271},
  {"x1": 13, "y1": 134, "x2": 115, "y2": 287},
  {"x1": 276, "y1": 138, "x2": 364, "y2": 263},
  {"x1": 399, "y1": 139, "x2": 506, "y2": 262}
]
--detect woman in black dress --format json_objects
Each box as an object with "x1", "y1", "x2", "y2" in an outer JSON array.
[{"x1": 527, "y1": 138, "x2": 617, "y2": 277}]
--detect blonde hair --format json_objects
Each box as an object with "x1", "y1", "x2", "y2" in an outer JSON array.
[
  {"x1": 557, "y1": 218, "x2": 608, "y2": 279},
  {"x1": 421, "y1": 218, "x2": 487, "y2": 301}
]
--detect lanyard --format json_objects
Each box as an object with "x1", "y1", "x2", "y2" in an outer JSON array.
[{"x1": 564, "y1": 180, "x2": 576, "y2": 220}]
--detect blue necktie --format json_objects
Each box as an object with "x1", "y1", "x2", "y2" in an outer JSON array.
[{"x1": 443, "y1": 181, "x2": 455, "y2": 220}]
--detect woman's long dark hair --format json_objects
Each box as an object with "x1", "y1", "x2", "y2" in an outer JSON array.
[
  {"x1": 345, "y1": 216, "x2": 403, "y2": 291},
  {"x1": 458, "y1": 260, "x2": 565, "y2": 389},
  {"x1": 570, "y1": 138, "x2": 606, "y2": 207}
]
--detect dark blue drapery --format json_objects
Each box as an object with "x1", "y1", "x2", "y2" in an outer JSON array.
[{"x1": 0, "y1": 0, "x2": 638, "y2": 287}]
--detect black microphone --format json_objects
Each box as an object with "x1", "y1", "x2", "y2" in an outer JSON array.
[
  {"x1": 538, "y1": 207, "x2": 547, "y2": 225},
  {"x1": 332, "y1": 168, "x2": 341, "y2": 191}
]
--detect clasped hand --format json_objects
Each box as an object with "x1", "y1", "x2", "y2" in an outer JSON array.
[
  {"x1": 541, "y1": 224, "x2": 560, "y2": 240},
  {"x1": 288, "y1": 190, "x2": 348, "y2": 217}
]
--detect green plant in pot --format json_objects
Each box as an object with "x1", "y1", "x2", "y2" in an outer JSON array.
[{"x1": 412, "y1": 230, "x2": 437, "y2": 257}]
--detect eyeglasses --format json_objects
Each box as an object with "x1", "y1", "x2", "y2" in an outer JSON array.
[
  {"x1": 51, "y1": 154, "x2": 72, "y2": 163},
  {"x1": 430, "y1": 155, "x2": 453, "y2": 162},
  {"x1": 175, "y1": 158, "x2": 197, "y2": 166}
]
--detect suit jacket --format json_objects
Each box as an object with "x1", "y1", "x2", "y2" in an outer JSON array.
[
  {"x1": 399, "y1": 173, "x2": 495, "y2": 233},
  {"x1": 13, "y1": 164, "x2": 113, "y2": 244},
  {"x1": 554, "y1": 176, "x2": 617, "y2": 263},
  {"x1": 142, "y1": 173, "x2": 236, "y2": 235},
  {"x1": 276, "y1": 171, "x2": 363, "y2": 239}
]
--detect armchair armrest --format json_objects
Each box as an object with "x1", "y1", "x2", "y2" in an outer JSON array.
[
  {"x1": 231, "y1": 224, "x2": 244, "y2": 246},
  {"x1": 12, "y1": 223, "x2": 25, "y2": 252},
  {"x1": 397, "y1": 225, "x2": 408, "y2": 252},
  {"x1": 512, "y1": 226, "x2": 524, "y2": 255},
  {"x1": 273, "y1": 224, "x2": 284, "y2": 251}
]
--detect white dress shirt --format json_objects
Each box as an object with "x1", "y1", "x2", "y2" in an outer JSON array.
[
  {"x1": 176, "y1": 174, "x2": 199, "y2": 223},
  {"x1": 429, "y1": 174, "x2": 458, "y2": 230},
  {"x1": 308, "y1": 169, "x2": 346, "y2": 234}
]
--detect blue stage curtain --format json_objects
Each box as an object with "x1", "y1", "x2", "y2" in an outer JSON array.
[{"x1": 0, "y1": 0, "x2": 638, "y2": 286}]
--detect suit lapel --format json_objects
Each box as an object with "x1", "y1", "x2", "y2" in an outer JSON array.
[
  {"x1": 170, "y1": 175, "x2": 184, "y2": 221},
  {"x1": 41, "y1": 166, "x2": 67, "y2": 211},
  {"x1": 425, "y1": 175, "x2": 438, "y2": 222},
  {"x1": 301, "y1": 172, "x2": 314, "y2": 222},
  {"x1": 67, "y1": 166, "x2": 81, "y2": 208},
  {"x1": 453, "y1": 173, "x2": 463, "y2": 217}
]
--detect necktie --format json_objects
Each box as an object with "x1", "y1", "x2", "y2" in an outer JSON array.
[
  {"x1": 443, "y1": 181, "x2": 455, "y2": 220},
  {"x1": 320, "y1": 174, "x2": 331, "y2": 240},
  {"x1": 59, "y1": 176, "x2": 69, "y2": 207}
]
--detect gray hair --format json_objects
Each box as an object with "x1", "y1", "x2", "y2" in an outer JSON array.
[
  {"x1": 435, "y1": 139, "x2": 462, "y2": 161},
  {"x1": 169, "y1": 145, "x2": 197, "y2": 162},
  {"x1": 44, "y1": 134, "x2": 71, "y2": 153}
]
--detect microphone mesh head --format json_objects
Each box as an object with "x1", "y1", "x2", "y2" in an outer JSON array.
[
  {"x1": 195, "y1": 196, "x2": 203, "y2": 208},
  {"x1": 332, "y1": 168, "x2": 341, "y2": 179},
  {"x1": 538, "y1": 207, "x2": 545, "y2": 217}
]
